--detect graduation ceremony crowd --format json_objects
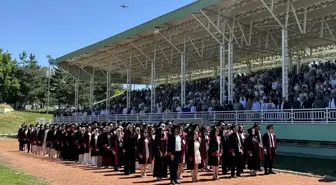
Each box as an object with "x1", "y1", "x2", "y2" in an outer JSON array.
[{"x1": 17, "y1": 121, "x2": 277, "y2": 185}]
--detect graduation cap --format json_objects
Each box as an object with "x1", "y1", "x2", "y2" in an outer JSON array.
[
  {"x1": 172, "y1": 123, "x2": 181, "y2": 131},
  {"x1": 230, "y1": 123, "x2": 238, "y2": 130},
  {"x1": 266, "y1": 124, "x2": 274, "y2": 130},
  {"x1": 247, "y1": 127, "x2": 253, "y2": 135},
  {"x1": 159, "y1": 123, "x2": 166, "y2": 129},
  {"x1": 253, "y1": 122, "x2": 260, "y2": 128}
]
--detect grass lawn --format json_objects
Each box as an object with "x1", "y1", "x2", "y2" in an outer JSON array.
[
  {"x1": 0, "y1": 165, "x2": 48, "y2": 185},
  {"x1": 0, "y1": 111, "x2": 53, "y2": 134}
]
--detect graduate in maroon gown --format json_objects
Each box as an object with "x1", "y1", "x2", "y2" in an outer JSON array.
[
  {"x1": 200, "y1": 126, "x2": 210, "y2": 171},
  {"x1": 101, "y1": 127, "x2": 113, "y2": 168},
  {"x1": 83, "y1": 126, "x2": 92, "y2": 164},
  {"x1": 111, "y1": 127, "x2": 123, "y2": 171},
  {"x1": 153, "y1": 127, "x2": 168, "y2": 180},
  {"x1": 90, "y1": 128, "x2": 100, "y2": 166},
  {"x1": 262, "y1": 124, "x2": 277, "y2": 175},
  {"x1": 137, "y1": 128, "x2": 153, "y2": 177},
  {"x1": 245, "y1": 127, "x2": 262, "y2": 176}
]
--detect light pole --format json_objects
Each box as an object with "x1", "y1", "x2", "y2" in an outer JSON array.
[{"x1": 46, "y1": 55, "x2": 54, "y2": 114}]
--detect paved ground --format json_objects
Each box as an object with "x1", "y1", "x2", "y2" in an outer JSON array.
[{"x1": 0, "y1": 138, "x2": 333, "y2": 185}]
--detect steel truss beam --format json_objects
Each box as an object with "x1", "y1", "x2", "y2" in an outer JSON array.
[{"x1": 151, "y1": 46, "x2": 156, "y2": 113}]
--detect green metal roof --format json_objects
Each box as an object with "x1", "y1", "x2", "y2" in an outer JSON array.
[{"x1": 56, "y1": 0, "x2": 222, "y2": 63}]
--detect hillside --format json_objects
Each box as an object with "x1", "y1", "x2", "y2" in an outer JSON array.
[{"x1": 0, "y1": 111, "x2": 53, "y2": 134}]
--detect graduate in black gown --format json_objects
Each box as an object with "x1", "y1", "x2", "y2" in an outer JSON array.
[
  {"x1": 90, "y1": 128, "x2": 100, "y2": 166},
  {"x1": 245, "y1": 127, "x2": 261, "y2": 176},
  {"x1": 228, "y1": 124, "x2": 243, "y2": 177},
  {"x1": 17, "y1": 124, "x2": 25, "y2": 151},
  {"x1": 153, "y1": 127, "x2": 168, "y2": 180},
  {"x1": 123, "y1": 124, "x2": 137, "y2": 175},
  {"x1": 208, "y1": 126, "x2": 222, "y2": 180},
  {"x1": 263, "y1": 124, "x2": 277, "y2": 175},
  {"x1": 167, "y1": 124, "x2": 182, "y2": 185},
  {"x1": 137, "y1": 128, "x2": 153, "y2": 177}
]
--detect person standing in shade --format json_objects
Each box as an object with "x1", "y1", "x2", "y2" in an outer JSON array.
[
  {"x1": 153, "y1": 126, "x2": 168, "y2": 181},
  {"x1": 123, "y1": 124, "x2": 137, "y2": 175},
  {"x1": 167, "y1": 124, "x2": 182, "y2": 185},
  {"x1": 228, "y1": 124, "x2": 243, "y2": 178},
  {"x1": 208, "y1": 127, "x2": 222, "y2": 180},
  {"x1": 262, "y1": 124, "x2": 277, "y2": 175},
  {"x1": 187, "y1": 131, "x2": 202, "y2": 182}
]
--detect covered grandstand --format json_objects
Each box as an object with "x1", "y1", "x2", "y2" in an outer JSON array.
[{"x1": 54, "y1": 0, "x2": 336, "y2": 124}]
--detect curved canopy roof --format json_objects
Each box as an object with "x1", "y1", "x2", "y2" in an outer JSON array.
[{"x1": 56, "y1": 0, "x2": 336, "y2": 84}]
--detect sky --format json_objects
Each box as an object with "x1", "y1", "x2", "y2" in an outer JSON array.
[{"x1": 0, "y1": 0, "x2": 196, "y2": 67}]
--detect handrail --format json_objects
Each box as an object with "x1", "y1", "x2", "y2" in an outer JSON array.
[{"x1": 52, "y1": 108, "x2": 336, "y2": 124}]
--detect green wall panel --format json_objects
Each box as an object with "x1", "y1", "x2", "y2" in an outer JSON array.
[{"x1": 244, "y1": 124, "x2": 336, "y2": 142}]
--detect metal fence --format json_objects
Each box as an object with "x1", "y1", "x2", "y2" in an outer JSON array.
[{"x1": 52, "y1": 108, "x2": 336, "y2": 125}]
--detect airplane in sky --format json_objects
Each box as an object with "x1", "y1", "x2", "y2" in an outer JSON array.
[{"x1": 120, "y1": 4, "x2": 129, "y2": 8}]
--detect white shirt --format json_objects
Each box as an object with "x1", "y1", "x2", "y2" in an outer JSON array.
[
  {"x1": 272, "y1": 82, "x2": 278, "y2": 90},
  {"x1": 190, "y1": 106, "x2": 196, "y2": 113},
  {"x1": 329, "y1": 99, "x2": 336, "y2": 108},
  {"x1": 268, "y1": 132, "x2": 275, "y2": 148},
  {"x1": 122, "y1": 108, "x2": 128, "y2": 115},
  {"x1": 144, "y1": 138, "x2": 149, "y2": 159},
  {"x1": 236, "y1": 133, "x2": 243, "y2": 153},
  {"x1": 175, "y1": 135, "x2": 181, "y2": 152}
]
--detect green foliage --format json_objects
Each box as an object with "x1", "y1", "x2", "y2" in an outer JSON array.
[
  {"x1": 0, "y1": 49, "x2": 126, "y2": 108},
  {"x1": 0, "y1": 111, "x2": 52, "y2": 134},
  {"x1": 0, "y1": 165, "x2": 48, "y2": 185}
]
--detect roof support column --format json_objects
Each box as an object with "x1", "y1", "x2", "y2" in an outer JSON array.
[
  {"x1": 106, "y1": 63, "x2": 111, "y2": 110},
  {"x1": 227, "y1": 42, "x2": 234, "y2": 103},
  {"x1": 75, "y1": 80, "x2": 79, "y2": 110},
  {"x1": 282, "y1": 29, "x2": 289, "y2": 101},
  {"x1": 151, "y1": 46, "x2": 156, "y2": 114},
  {"x1": 247, "y1": 62, "x2": 252, "y2": 74},
  {"x1": 297, "y1": 56, "x2": 301, "y2": 75},
  {"x1": 180, "y1": 36, "x2": 186, "y2": 108},
  {"x1": 282, "y1": 3, "x2": 289, "y2": 101},
  {"x1": 220, "y1": 44, "x2": 226, "y2": 106},
  {"x1": 126, "y1": 63, "x2": 132, "y2": 111},
  {"x1": 89, "y1": 69, "x2": 95, "y2": 109},
  {"x1": 75, "y1": 68, "x2": 80, "y2": 111}
]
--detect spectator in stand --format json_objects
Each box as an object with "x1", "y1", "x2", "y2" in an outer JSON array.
[{"x1": 54, "y1": 60, "x2": 336, "y2": 117}]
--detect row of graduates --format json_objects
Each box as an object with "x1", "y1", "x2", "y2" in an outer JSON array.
[{"x1": 18, "y1": 121, "x2": 277, "y2": 184}]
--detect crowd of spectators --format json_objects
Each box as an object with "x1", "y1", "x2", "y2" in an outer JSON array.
[{"x1": 55, "y1": 60, "x2": 336, "y2": 117}]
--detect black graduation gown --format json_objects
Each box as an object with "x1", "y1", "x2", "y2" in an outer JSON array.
[
  {"x1": 186, "y1": 140, "x2": 196, "y2": 170},
  {"x1": 153, "y1": 135, "x2": 168, "y2": 178},
  {"x1": 61, "y1": 131, "x2": 68, "y2": 160},
  {"x1": 83, "y1": 132, "x2": 91, "y2": 154},
  {"x1": 110, "y1": 134, "x2": 124, "y2": 167},
  {"x1": 137, "y1": 136, "x2": 152, "y2": 164},
  {"x1": 100, "y1": 132, "x2": 113, "y2": 167},
  {"x1": 54, "y1": 130, "x2": 63, "y2": 151},
  {"x1": 77, "y1": 133, "x2": 86, "y2": 155},
  {"x1": 245, "y1": 135, "x2": 261, "y2": 170},
  {"x1": 123, "y1": 131, "x2": 137, "y2": 174},
  {"x1": 228, "y1": 132, "x2": 244, "y2": 176},
  {"x1": 46, "y1": 130, "x2": 54, "y2": 148},
  {"x1": 68, "y1": 131, "x2": 78, "y2": 161},
  {"x1": 208, "y1": 137, "x2": 222, "y2": 166},
  {"x1": 90, "y1": 134, "x2": 100, "y2": 156},
  {"x1": 37, "y1": 129, "x2": 44, "y2": 146}
]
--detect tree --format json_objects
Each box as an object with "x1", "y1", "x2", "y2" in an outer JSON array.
[
  {"x1": 0, "y1": 49, "x2": 20, "y2": 104},
  {"x1": 16, "y1": 51, "x2": 45, "y2": 109}
]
